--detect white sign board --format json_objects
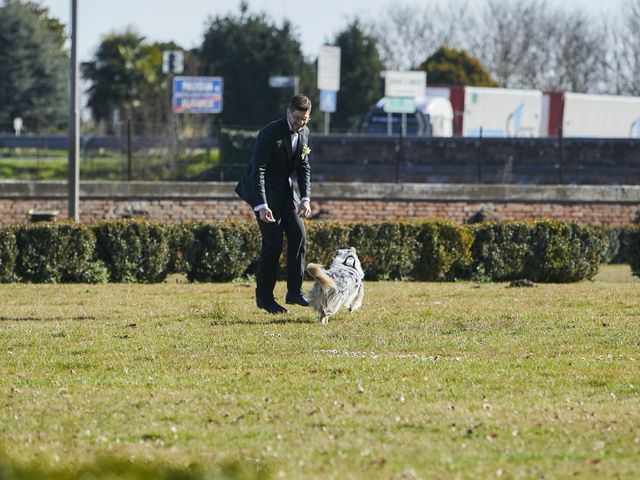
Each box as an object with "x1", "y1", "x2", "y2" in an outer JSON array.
[
  {"x1": 384, "y1": 71, "x2": 426, "y2": 98},
  {"x1": 317, "y1": 45, "x2": 341, "y2": 92}
]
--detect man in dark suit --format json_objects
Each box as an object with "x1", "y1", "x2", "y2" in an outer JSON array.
[{"x1": 235, "y1": 94, "x2": 312, "y2": 314}]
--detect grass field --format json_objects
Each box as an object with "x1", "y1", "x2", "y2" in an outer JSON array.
[
  {"x1": 1, "y1": 265, "x2": 639, "y2": 479},
  {"x1": 0, "y1": 148, "x2": 219, "y2": 181}
]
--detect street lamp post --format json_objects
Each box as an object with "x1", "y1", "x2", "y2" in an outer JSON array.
[{"x1": 68, "y1": 0, "x2": 80, "y2": 221}]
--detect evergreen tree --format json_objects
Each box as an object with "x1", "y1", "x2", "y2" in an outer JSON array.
[
  {"x1": 332, "y1": 21, "x2": 384, "y2": 131},
  {"x1": 0, "y1": 0, "x2": 68, "y2": 132},
  {"x1": 198, "y1": 2, "x2": 307, "y2": 127},
  {"x1": 419, "y1": 46, "x2": 499, "y2": 87},
  {"x1": 82, "y1": 31, "x2": 174, "y2": 133}
]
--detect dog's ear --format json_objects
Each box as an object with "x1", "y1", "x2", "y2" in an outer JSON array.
[{"x1": 350, "y1": 246, "x2": 356, "y2": 253}]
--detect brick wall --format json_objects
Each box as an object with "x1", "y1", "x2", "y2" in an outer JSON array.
[{"x1": 1, "y1": 181, "x2": 639, "y2": 226}]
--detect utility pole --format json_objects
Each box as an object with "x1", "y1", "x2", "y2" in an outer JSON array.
[{"x1": 68, "y1": 0, "x2": 80, "y2": 221}]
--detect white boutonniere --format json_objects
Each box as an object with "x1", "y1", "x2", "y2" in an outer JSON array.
[{"x1": 301, "y1": 144, "x2": 311, "y2": 158}]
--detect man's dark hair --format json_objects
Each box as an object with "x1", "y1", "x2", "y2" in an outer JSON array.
[{"x1": 289, "y1": 94, "x2": 312, "y2": 112}]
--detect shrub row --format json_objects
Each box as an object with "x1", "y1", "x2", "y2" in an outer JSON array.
[{"x1": 0, "y1": 219, "x2": 635, "y2": 284}]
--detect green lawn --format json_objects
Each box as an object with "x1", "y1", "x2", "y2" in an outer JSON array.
[
  {"x1": 0, "y1": 148, "x2": 220, "y2": 181},
  {"x1": 1, "y1": 265, "x2": 639, "y2": 479}
]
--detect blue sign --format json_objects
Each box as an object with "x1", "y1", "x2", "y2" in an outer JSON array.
[
  {"x1": 319, "y1": 89, "x2": 337, "y2": 113},
  {"x1": 172, "y1": 76, "x2": 223, "y2": 114}
]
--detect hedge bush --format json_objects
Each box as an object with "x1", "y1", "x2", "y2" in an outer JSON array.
[
  {"x1": 187, "y1": 221, "x2": 260, "y2": 282},
  {"x1": 600, "y1": 225, "x2": 637, "y2": 264},
  {"x1": 92, "y1": 219, "x2": 170, "y2": 283},
  {"x1": 470, "y1": 221, "x2": 535, "y2": 281},
  {"x1": 0, "y1": 226, "x2": 18, "y2": 283},
  {"x1": 471, "y1": 220, "x2": 607, "y2": 282},
  {"x1": 166, "y1": 222, "x2": 196, "y2": 274},
  {"x1": 0, "y1": 219, "x2": 615, "y2": 283},
  {"x1": 14, "y1": 222, "x2": 96, "y2": 283},
  {"x1": 524, "y1": 221, "x2": 607, "y2": 282},
  {"x1": 626, "y1": 226, "x2": 640, "y2": 278},
  {"x1": 347, "y1": 221, "x2": 420, "y2": 280},
  {"x1": 412, "y1": 219, "x2": 474, "y2": 281}
]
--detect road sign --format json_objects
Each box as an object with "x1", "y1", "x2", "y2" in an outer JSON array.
[
  {"x1": 317, "y1": 45, "x2": 341, "y2": 92},
  {"x1": 383, "y1": 97, "x2": 416, "y2": 114},
  {"x1": 269, "y1": 76, "x2": 298, "y2": 88},
  {"x1": 319, "y1": 90, "x2": 337, "y2": 113},
  {"x1": 172, "y1": 76, "x2": 223, "y2": 114},
  {"x1": 384, "y1": 71, "x2": 426, "y2": 98}
]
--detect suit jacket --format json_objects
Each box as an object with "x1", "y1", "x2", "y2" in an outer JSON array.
[{"x1": 235, "y1": 116, "x2": 311, "y2": 218}]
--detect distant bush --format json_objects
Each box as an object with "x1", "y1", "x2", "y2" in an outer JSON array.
[
  {"x1": 218, "y1": 128, "x2": 256, "y2": 181},
  {"x1": 599, "y1": 225, "x2": 637, "y2": 264}
]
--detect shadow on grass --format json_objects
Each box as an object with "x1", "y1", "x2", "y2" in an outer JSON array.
[
  {"x1": 211, "y1": 316, "x2": 314, "y2": 326},
  {"x1": 0, "y1": 315, "x2": 96, "y2": 322}
]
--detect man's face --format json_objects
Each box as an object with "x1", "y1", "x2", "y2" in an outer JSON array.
[{"x1": 287, "y1": 108, "x2": 311, "y2": 133}]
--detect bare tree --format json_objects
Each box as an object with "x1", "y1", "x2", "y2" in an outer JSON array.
[
  {"x1": 544, "y1": 10, "x2": 607, "y2": 93},
  {"x1": 465, "y1": 0, "x2": 607, "y2": 92},
  {"x1": 607, "y1": 0, "x2": 640, "y2": 95},
  {"x1": 366, "y1": 1, "x2": 471, "y2": 71},
  {"x1": 466, "y1": 0, "x2": 553, "y2": 88}
]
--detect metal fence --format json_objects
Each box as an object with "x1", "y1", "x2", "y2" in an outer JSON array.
[{"x1": 2, "y1": 133, "x2": 640, "y2": 185}]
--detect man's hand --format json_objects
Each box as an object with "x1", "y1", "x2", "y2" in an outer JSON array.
[
  {"x1": 297, "y1": 199, "x2": 311, "y2": 218},
  {"x1": 259, "y1": 207, "x2": 276, "y2": 223}
]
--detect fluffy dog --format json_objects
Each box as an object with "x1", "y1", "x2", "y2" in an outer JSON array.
[{"x1": 306, "y1": 247, "x2": 365, "y2": 324}]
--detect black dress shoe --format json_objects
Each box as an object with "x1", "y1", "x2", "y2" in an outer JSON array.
[
  {"x1": 285, "y1": 293, "x2": 310, "y2": 307},
  {"x1": 256, "y1": 298, "x2": 288, "y2": 314}
]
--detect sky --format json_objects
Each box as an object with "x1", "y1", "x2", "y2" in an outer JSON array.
[{"x1": 39, "y1": 0, "x2": 619, "y2": 63}]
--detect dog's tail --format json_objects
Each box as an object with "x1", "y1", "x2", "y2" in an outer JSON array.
[{"x1": 306, "y1": 263, "x2": 336, "y2": 290}]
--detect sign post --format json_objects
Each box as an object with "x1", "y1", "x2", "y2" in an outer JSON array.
[
  {"x1": 317, "y1": 46, "x2": 341, "y2": 135},
  {"x1": 172, "y1": 76, "x2": 223, "y2": 114}
]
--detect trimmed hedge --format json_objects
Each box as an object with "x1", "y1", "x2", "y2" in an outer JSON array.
[
  {"x1": 626, "y1": 226, "x2": 640, "y2": 278},
  {"x1": 600, "y1": 225, "x2": 638, "y2": 264},
  {"x1": 0, "y1": 219, "x2": 616, "y2": 283},
  {"x1": 470, "y1": 221, "x2": 530, "y2": 281},
  {"x1": 0, "y1": 226, "x2": 18, "y2": 283},
  {"x1": 92, "y1": 219, "x2": 170, "y2": 283},
  {"x1": 412, "y1": 219, "x2": 473, "y2": 281},
  {"x1": 187, "y1": 221, "x2": 260, "y2": 282},
  {"x1": 13, "y1": 222, "x2": 97, "y2": 283},
  {"x1": 471, "y1": 220, "x2": 607, "y2": 282}
]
